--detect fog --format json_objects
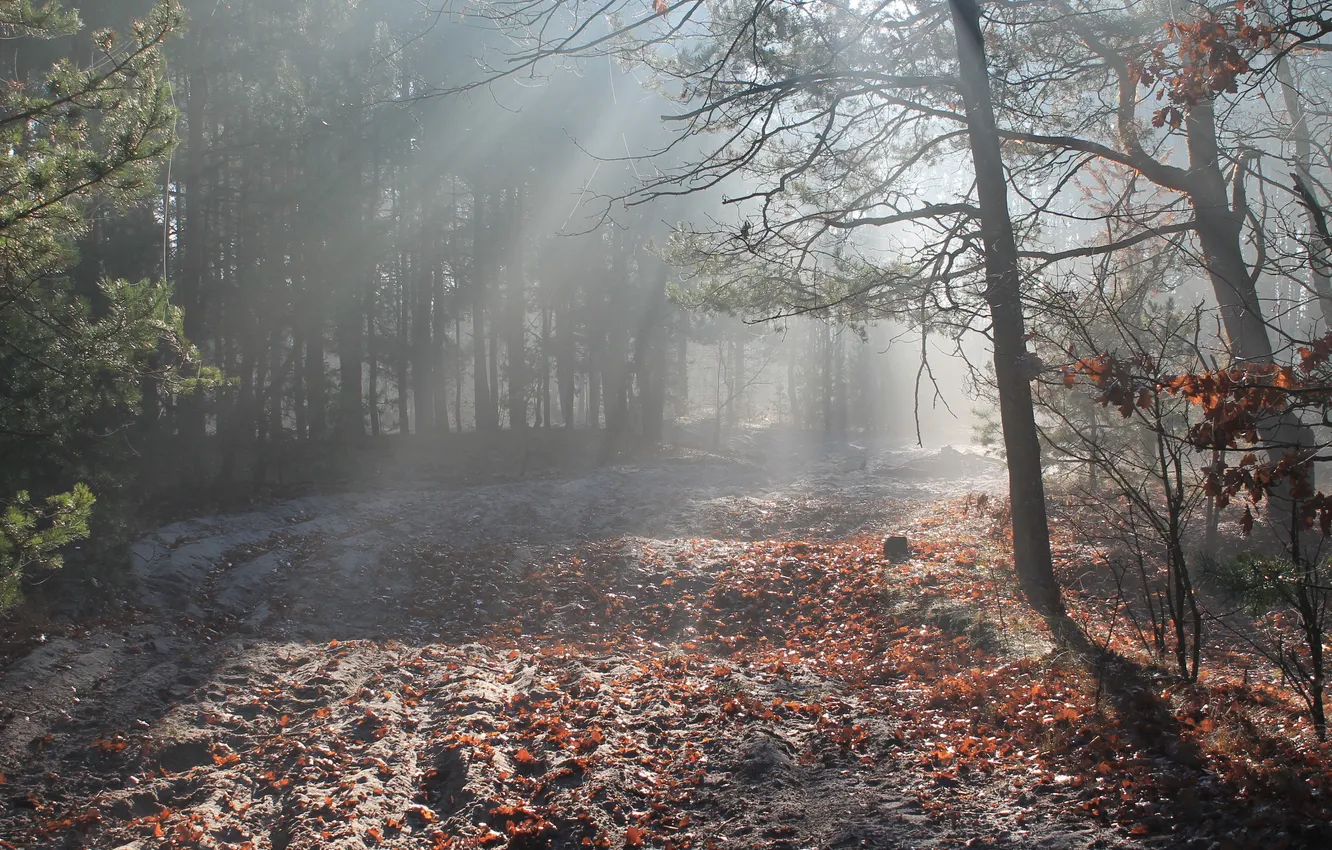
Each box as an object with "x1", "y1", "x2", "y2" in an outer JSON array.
[
  {"x1": 8, "y1": 1, "x2": 1332, "y2": 846},
  {"x1": 4, "y1": 0, "x2": 1327, "y2": 486},
  {"x1": 120, "y1": 0, "x2": 1004, "y2": 458}
]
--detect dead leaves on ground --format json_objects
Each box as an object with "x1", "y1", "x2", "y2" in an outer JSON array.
[{"x1": 10, "y1": 500, "x2": 1332, "y2": 849}]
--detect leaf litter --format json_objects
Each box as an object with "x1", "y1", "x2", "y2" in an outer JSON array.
[{"x1": 0, "y1": 438, "x2": 1328, "y2": 849}]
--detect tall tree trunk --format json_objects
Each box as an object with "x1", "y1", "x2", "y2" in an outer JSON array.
[
  {"x1": 821, "y1": 323, "x2": 832, "y2": 433},
  {"x1": 787, "y1": 330, "x2": 798, "y2": 428},
  {"x1": 367, "y1": 292, "x2": 381, "y2": 437},
  {"x1": 641, "y1": 263, "x2": 669, "y2": 442},
  {"x1": 604, "y1": 232, "x2": 631, "y2": 440},
  {"x1": 950, "y1": 0, "x2": 1061, "y2": 617},
  {"x1": 293, "y1": 329, "x2": 306, "y2": 441},
  {"x1": 472, "y1": 188, "x2": 494, "y2": 430},
  {"x1": 1272, "y1": 25, "x2": 1332, "y2": 329},
  {"x1": 833, "y1": 328, "x2": 846, "y2": 436},
  {"x1": 557, "y1": 300, "x2": 575, "y2": 427},
  {"x1": 433, "y1": 261, "x2": 450, "y2": 433},
  {"x1": 489, "y1": 318, "x2": 501, "y2": 427},
  {"x1": 454, "y1": 315, "x2": 464, "y2": 433},
  {"x1": 267, "y1": 328, "x2": 285, "y2": 441},
  {"x1": 589, "y1": 364, "x2": 601, "y2": 430},
  {"x1": 337, "y1": 289, "x2": 365, "y2": 439},
  {"x1": 413, "y1": 250, "x2": 435, "y2": 433},
  {"x1": 505, "y1": 187, "x2": 527, "y2": 431},
  {"x1": 305, "y1": 311, "x2": 326, "y2": 441},
  {"x1": 177, "y1": 66, "x2": 208, "y2": 446},
  {"x1": 541, "y1": 303, "x2": 552, "y2": 429},
  {"x1": 1186, "y1": 98, "x2": 1314, "y2": 544},
  {"x1": 676, "y1": 312, "x2": 689, "y2": 422},
  {"x1": 727, "y1": 332, "x2": 743, "y2": 435},
  {"x1": 396, "y1": 260, "x2": 411, "y2": 433}
]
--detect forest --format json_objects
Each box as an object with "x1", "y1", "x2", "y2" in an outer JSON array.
[{"x1": 2, "y1": 0, "x2": 1332, "y2": 847}]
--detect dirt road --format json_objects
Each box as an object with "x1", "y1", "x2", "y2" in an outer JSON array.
[{"x1": 0, "y1": 438, "x2": 1170, "y2": 849}]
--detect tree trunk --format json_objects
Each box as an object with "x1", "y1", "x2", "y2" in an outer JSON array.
[
  {"x1": 267, "y1": 328, "x2": 285, "y2": 441},
  {"x1": 454, "y1": 315, "x2": 464, "y2": 433},
  {"x1": 293, "y1": 329, "x2": 306, "y2": 440},
  {"x1": 177, "y1": 66, "x2": 208, "y2": 446},
  {"x1": 821, "y1": 323, "x2": 832, "y2": 433},
  {"x1": 676, "y1": 313, "x2": 689, "y2": 422},
  {"x1": 305, "y1": 313, "x2": 326, "y2": 441},
  {"x1": 541, "y1": 303, "x2": 552, "y2": 429},
  {"x1": 472, "y1": 188, "x2": 494, "y2": 431},
  {"x1": 489, "y1": 318, "x2": 501, "y2": 427},
  {"x1": 604, "y1": 234, "x2": 630, "y2": 439},
  {"x1": 413, "y1": 250, "x2": 435, "y2": 433},
  {"x1": 557, "y1": 300, "x2": 575, "y2": 427},
  {"x1": 396, "y1": 260, "x2": 410, "y2": 433},
  {"x1": 1275, "y1": 42, "x2": 1332, "y2": 329},
  {"x1": 1186, "y1": 98, "x2": 1314, "y2": 546},
  {"x1": 588, "y1": 333, "x2": 603, "y2": 431},
  {"x1": 505, "y1": 187, "x2": 527, "y2": 431},
  {"x1": 832, "y1": 329, "x2": 846, "y2": 436},
  {"x1": 337, "y1": 282, "x2": 365, "y2": 439},
  {"x1": 728, "y1": 332, "x2": 744, "y2": 434},
  {"x1": 433, "y1": 260, "x2": 450, "y2": 433},
  {"x1": 950, "y1": 0, "x2": 1061, "y2": 617},
  {"x1": 367, "y1": 293, "x2": 381, "y2": 437},
  {"x1": 787, "y1": 332, "x2": 798, "y2": 428},
  {"x1": 642, "y1": 264, "x2": 669, "y2": 443}
]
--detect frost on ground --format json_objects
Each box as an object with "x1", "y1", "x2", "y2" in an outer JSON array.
[{"x1": 1, "y1": 435, "x2": 1325, "y2": 849}]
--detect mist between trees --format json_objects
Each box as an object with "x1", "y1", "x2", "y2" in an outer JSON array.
[{"x1": 4, "y1": 0, "x2": 1332, "y2": 733}]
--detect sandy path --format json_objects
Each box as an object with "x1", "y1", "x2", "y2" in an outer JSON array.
[{"x1": 0, "y1": 437, "x2": 1025, "y2": 850}]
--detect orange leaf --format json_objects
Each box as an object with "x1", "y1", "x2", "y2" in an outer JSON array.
[{"x1": 625, "y1": 826, "x2": 646, "y2": 847}]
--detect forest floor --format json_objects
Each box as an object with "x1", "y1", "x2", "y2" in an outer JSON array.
[{"x1": 1, "y1": 430, "x2": 1329, "y2": 850}]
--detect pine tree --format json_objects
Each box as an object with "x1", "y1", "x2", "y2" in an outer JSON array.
[{"x1": 0, "y1": 0, "x2": 183, "y2": 611}]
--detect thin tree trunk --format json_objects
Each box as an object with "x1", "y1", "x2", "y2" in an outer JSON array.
[
  {"x1": 588, "y1": 337, "x2": 602, "y2": 431},
  {"x1": 950, "y1": 0, "x2": 1061, "y2": 617},
  {"x1": 557, "y1": 300, "x2": 575, "y2": 427},
  {"x1": 489, "y1": 318, "x2": 501, "y2": 427},
  {"x1": 472, "y1": 188, "x2": 494, "y2": 431},
  {"x1": 1274, "y1": 36, "x2": 1332, "y2": 329},
  {"x1": 177, "y1": 65, "x2": 208, "y2": 447},
  {"x1": 833, "y1": 329, "x2": 846, "y2": 436},
  {"x1": 413, "y1": 251, "x2": 435, "y2": 433},
  {"x1": 367, "y1": 293, "x2": 381, "y2": 437},
  {"x1": 338, "y1": 289, "x2": 366, "y2": 440},
  {"x1": 677, "y1": 313, "x2": 689, "y2": 422},
  {"x1": 434, "y1": 262, "x2": 450, "y2": 433},
  {"x1": 293, "y1": 329, "x2": 306, "y2": 440},
  {"x1": 397, "y1": 260, "x2": 410, "y2": 433},
  {"x1": 454, "y1": 315, "x2": 464, "y2": 433},
  {"x1": 822, "y1": 323, "x2": 832, "y2": 433},
  {"x1": 541, "y1": 303, "x2": 552, "y2": 429},
  {"x1": 505, "y1": 187, "x2": 527, "y2": 431},
  {"x1": 305, "y1": 312, "x2": 326, "y2": 441},
  {"x1": 787, "y1": 332, "x2": 798, "y2": 428},
  {"x1": 642, "y1": 263, "x2": 669, "y2": 442},
  {"x1": 1186, "y1": 98, "x2": 1314, "y2": 546}
]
